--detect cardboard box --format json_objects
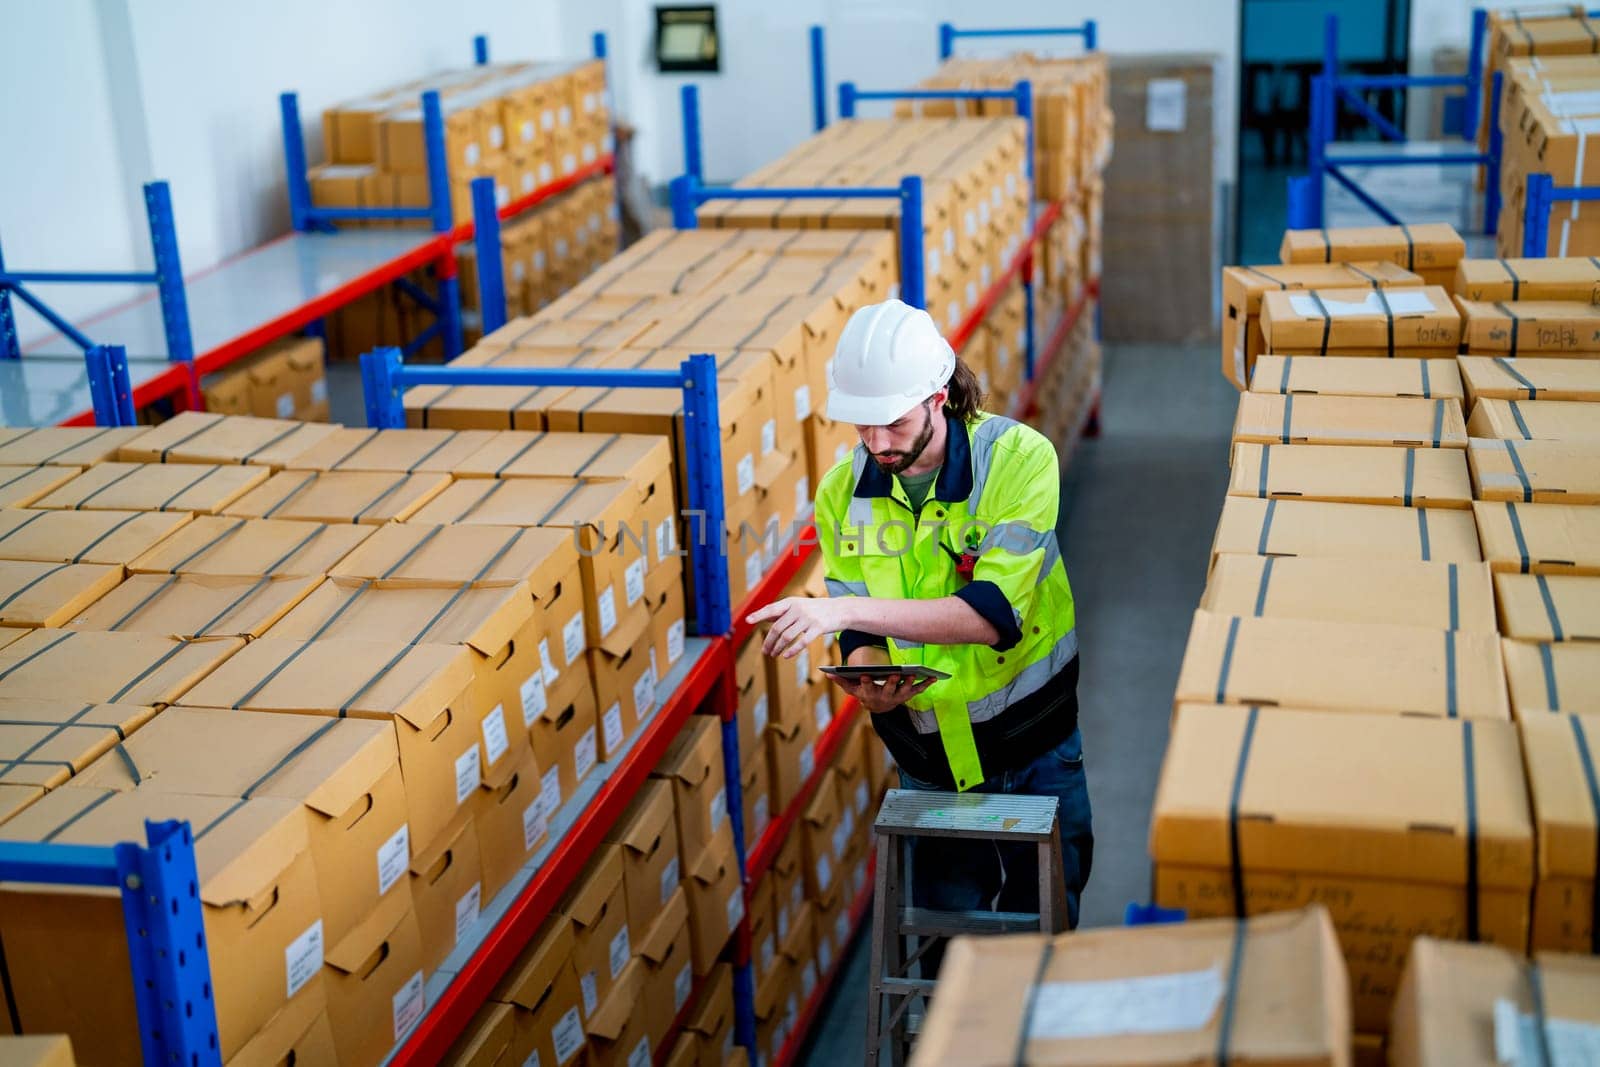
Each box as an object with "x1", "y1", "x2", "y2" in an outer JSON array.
[
  {"x1": 179, "y1": 636, "x2": 484, "y2": 856},
  {"x1": 800, "y1": 770, "x2": 843, "y2": 900},
  {"x1": 781, "y1": 902, "x2": 820, "y2": 1009},
  {"x1": 228, "y1": 1002, "x2": 339, "y2": 1067},
  {"x1": 119, "y1": 412, "x2": 337, "y2": 469},
  {"x1": 0, "y1": 508, "x2": 191, "y2": 566},
  {"x1": 0, "y1": 788, "x2": 325, "y2": 1064},
  {"x1": 734, "y1": 638, "x2": 770, "y2": 775},
  {"x1": 1248, "y1": 354, "x2": 1463, "y2": 403},
  {"x1": 1454, "y1": 256, "x2": 1600, "y2": 304},
  {"x1": 803, "y1": 413, "x2": 860, "y2": 490},
  {"x1": 1456, "y1": 354, "x2": 1600, "y2": 404},
  {"x1": 912, "y1": 907, "x2": 1349, "y2": 1067},
  {"x1": 1280, "y1": 223, "x2": 1465, "y2": 286},
  {"x1": 1259, "y1": 286, "x2": 1461, "y2": 356},
  {"x1": 1233, "y1": 393, "x2": 1469, "y2": 449},
  {"x1": 1518, "y1": 713, "x2": 1600, "y2": 954},
  {"x1": 1456, "y1": 298, "x2": 1600, "y2": 355},
  {"x1": 832, "y1": 723, "x2": 872, "y2": 827},
  {"x1": 67, "y1": 706, "x2": 407, "y2": 956},
  {"x1": 0, "y1": 628, "x2": 240, "y2": 706},
  {"x1": 582, "y1": 958, "x2": 653, "y2": 1067},
  {"x1": 747, "y1": 877, "x2": 779, "y2": 988},
  {"x1": 1201, "y1": 555, "x2": 1496, "y2": 632},
  {"x1": 771, "y1": 833, "x2": 807, "y2": 943},
  {"x1": 224, "y1": 470, "x2": 451, "y2": 524},
  {"x1": 560, "y1": 845, "x2": 633, "y2": 1017},
  {"x1": 0, "y1": 465, "x2": 83, "y2": 509},
  {"x1": 589, "y1": 626, "x2": 655, "y2": 760},
  {"x1": 409, "y1": 814, "x2": 484, "y2": 976},
  {"x1": 766, "y1": 709, "x2": 820, "y2": 814},
  {"x1": 1211, "y1": 496, "x2": 1483, "y2": 566},
  {"x1": 1153, "y1": 705, "x2": 1533, "y2": 1032},
  {"x1": 604, "y1": 779, "x2": 681, "y2": 936},
  {"x1": 1473, "y1": 500, "x2": 1600, "y2": 576},
  {"x1": 742, "y1": 747, "x2": 772, "y2": 846},
  {"x1": 753, "y1": 956, "x2": 794, "y2": 1067},
  {"x1": 683, "y1": 962, "x2": 736, "y2": 1066},
  {"x1": 1174, "y1": 610, "x2": 1509, "y2": 719},
  {"x1": 764, "y1": 630, "x2": 828, "y2": 732},
  {"x1": 0, "y1": 426, "x2": 150, "y2": 468},
  {"x1": 1501, "y1": 639, "x2": 1600, "y2": 717},
  {"x1": 246, "y1": 336, "x2": 328, "y2": 422},
  {"x1": 440, "y1": 1001, "x2": 528, "y2": 1067},
  {"x1": 468, "y1": 747, "x2": 547, "y2": 899},
  {"x1": 491, "y1": 921, "x2": 587, "y2": 1067},
  {"x1": 1494, "y1": 572, "x2": 1600, "y2": 643},
  {"x1": 684, "y1": 824, "x2": 743, "y2": 975},
  {"x1": 0, "y1": 1035, "x2": 76, "y2": 1066},
  {"x1": 1228, "y1": 442, "x2": 1473, "y2": 509},
  {"x1": 28, "y1": 461, "x2": 267, "y2": 513},
  {"x1": 65, "y1": 572, "x2": 321, "y2": 639},
  {"x1": 0, "y1": 560, "x2": 121, "y2": 628},
  {"x1": 638, "y1": 887, "x2": 695, "y2": 1049},
  {"x1": 1468, "y1": 437, "x2": 1600, "y2": 504},
  {"x1": 267, "y1": 578, "x2": 537, "y2": 771},
  {"x1": 646, "y1": 579, "x2": 688, "y2": 687},
  {"x1": 0, "y1": 697, "x2": 158, "y2": 798},
  {"x1": 127, "y1": 516, "x2": 375, "y2": 578},
  {"x1": 283, "y1": 428, "x2": 499, "y2": 474},
  {"x1": 530, "y1": 659, "x2": 599, "y2": 825},
  {"x1": 1467, "y1": 397, "x2": 1600, "y2": 441},
  {"x1": 654, "y1": 715, "x2": 730, "y2": 862},
  {"x1": 1223, "y1": 262, "x2": 1424, "y2": 389},
  {"x1": 323, "y1": 887, "x2": 427, "y2": 1067},
  {"x1": 327, "y1": 523, "x2": 590, "y2": 717},
  {"x1": 1390, "y1": 938, "x2": 1600, "y2": 1066}
]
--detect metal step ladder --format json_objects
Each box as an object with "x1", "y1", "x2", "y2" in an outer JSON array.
[{"x1": 865, "y1": 789, "x2": 1067, "y2": 1066}]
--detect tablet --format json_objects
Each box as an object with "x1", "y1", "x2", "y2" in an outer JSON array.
[{"x1": 819, "y1": 665, "x2": 951, "y2": 683}]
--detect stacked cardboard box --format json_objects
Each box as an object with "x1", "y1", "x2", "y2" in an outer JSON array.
[
  {"x1": 202, "y1": 334, "x2": 330, "y2": 421},
  {"x1": 1494, "y1": 51, "x2": 1600, "y2": 256},
  {"x1": 1025, "y1": 296, "x2": 1101, "y2": 461},
  {"x1": 0, "y1": 1036, "x2": 77, "y2": 1065},
  {"x1": 699, "y1": 118, "x2": 1029, "y2": 338}
]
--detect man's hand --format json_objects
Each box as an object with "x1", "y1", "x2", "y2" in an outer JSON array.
[
  {"x1": 746, "y1": 596, "x2": 855, "y2": 659},
  {"x1": 831, "y1": 673, "x2": 934, "y2": 714}
]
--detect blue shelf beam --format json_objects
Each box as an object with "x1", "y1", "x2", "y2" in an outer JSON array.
[
  {"x1": 938, "y1": 20, "x2": 1097, "y2": 59},
  {"x1": 836, "y1": 81, "x2": 1035, "y2": 183},
  {"x1": 360, "y1": 350, "x2": 732, "y2": 635}
]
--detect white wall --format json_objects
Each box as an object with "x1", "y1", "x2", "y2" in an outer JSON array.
[
  {"x1": 570, "y1": 0, "x2": 1241, "y2": 188},
  {"x1": 1, "y1": 0, "x2": 564, "y2": 346}
]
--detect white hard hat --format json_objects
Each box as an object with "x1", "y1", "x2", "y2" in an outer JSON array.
[{"x1": 826, "y1": 299, "x2": 956, "y2": 426}]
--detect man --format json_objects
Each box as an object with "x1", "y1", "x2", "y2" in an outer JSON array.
[{"x1": 747, "y1": 298, "x2": 1092, "y2": 934}]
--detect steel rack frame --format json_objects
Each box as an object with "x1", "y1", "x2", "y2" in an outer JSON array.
[
  {"x1": 0, "y1": 820, "x2": 221, "y2": 1065},
  {"x1": 1520, "y1": 172, "x2": 1600, "y2": 257},
  {"x1": 1287, "y1": 11, "x2": 1502, "y2": 234}
]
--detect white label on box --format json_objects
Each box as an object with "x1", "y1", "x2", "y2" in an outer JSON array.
[
  {"x1": 650, "y1": 647, "x2": 658, "y2": 681},
  {"x1": 661, "y1": 855, "x2": 681, "y2": 903},
  {"x1": 1029, "y1": 967, "x2": 1222, "y2": 1039},
  {"x1": 540, "y1": 766, "x2": 562, "y2": 819},
  {"x1": 1495, "y1": 997, "x2": 1600, "y2": 1065},
  {"x1": 786, "y1": 995, "x2": 799, "y2": 1030},
  {"x1": 598, "y1": 586, "x2": 617, "y2": 637},
  {"x1": 667, "y1": 620, "x2": 685, "y2": 666},
  {"x1": 674, "y1": 963, "x2": 693, "y2": 1011},
  {"x1": 489, "y1": 123, "x2": 505, "y2": 150},
  {"x1": 624, "y1": 558, "x2": 646, "y2": 606},
  {"x1": 539, "y1": 162, "x2": 554, "y2": 185},
  {"x1": 710, "y1": 786, "x2": 728, "y2": 835},
  {"x1": 819, "y1": 936, "x2": 834, "y2": 974},
  {"x1": 553, "y1": 1007, "x2": 585, "y2": 1063},
  {"x1": 521, "y1": 119, "x2": 536, "y2": 144},
  {"x1": 802, "y1": 960, "x2": 818, "y2": 999},
  {"x1": 855, "y1": 781, "x2": 869, "y2": 817},
  {"x1": 377, "y1": 825, "x2": 410, "y2": 896},
  {"x1": 656, "y1": 518, "x2": 674, "y2": 564},
  {"x1": 725, "y1": 1030, "x2": 736, "y2": 1064},
  {"x1": 483, "y1": 705, "x2": 510, "y2": 765},
  {"x1": 815, "y1": 693, "x2": 831, "y2": 733},
  {"x1": 842, "y1": 805, "x2": 855, "y2": 841},
  {"x1": 275, "y1": 392, "x2": 294, "y2": 419},
  {"x1": 966, "y1": 280, "x2": 978, "y2": 307},
  {"x1": 777, "y1": 906, "x2": 790, "y2": 941},
  {"x1": 465, "y1": 142, "x2": 481, "y2": 168},
  {"x1": 455, "y1": 882, "x2": 482, "y2": 946},
  {"x1": 795, "y1": 384, "x2": 812, "y2": 420},
  {"x1": 580, "y1": 971, "x2": 599, "y2": 1016},
  {"x1": 588, "y1": 211, "x2": 601, "y2": 234},
  {"x1": 833, "y1": 821, "x2": 850, "y2": 860},
  {"x1": 512, "y1": 261, "x2": 527, "y2": 282},
  {"x1": 521, "y1": 671, "x2": 548, "y2": 727},
  {"x1": 944, "y1": 227, "x2": 955, "y2": 256},
  {"x1": 563, "y1": 153, "x2": 577, "y2": 172},
  {"x1": 555, "y1": 238, "x2": 570, "y2": 260},
  {"x1": 816, "y1": 854, "x2": 832, "y2": 891},
  {"x1": 1144, "y1": 77, "x2": 1187, "y2": 132},
  {"x1": 754, "y1": 794, "x2": 769, "y2": 835},
  {"x1": 603, "y1": 702, "x2": 624, "y2": 753},
  {"x1": 563, "y1": 613, "x2": 586, "y2": 665},
  {"x1": 575, "y1": 727, "x2": 598, "y2": 781},
  {"x1": 965, "y1": 209, "x2": 977, "y2": 238},
  {"x1": 796, "y1": 648, "x2": 810, "y2": 689},
  {"x1": 796, "y1": 476, "x2": 811, "y2": 518},
  {"x1": 836, "y1": 912, "x2": 851, "y2": 947},
  {"x1": 1006, "y1": 172, "x2": 1019, "y2": 198},
  {"x1": 627, "y1": 1037, "x2": 652, "y2": 1067},
  {"x1": 393, "y1": 970, "x2": 426, "y2": 1039},
  {"x1": 745, "y1": 551, "x2": 764, "y2": 594},
  {"x1": 800, "y1": 742, "x2": 815, "y2": 781},
  {"x1": 311, "y1": 379, "x2": 328, "y2": 405},
  {"x1": 1232, "y1": 336, "x2": 1247, "y2": 387},
  {"x1": 737, "y1": 452, "x2": 756, "y2": 496},
  {"x1": 981, "y1": 262, "x2": 993, "y2": 290},
  {"x1": 560, "y1": 105, "x2": 573, "y2": 126},
  {"x1": 523, "y1": 796, "x2": 548, "y2": 851},
  {"x1": 1289, "y1": 289, "x2": 1434, "y2": 319},
  {"x1": 754, "y1": 694, "x2": 770, "y2": 734},
  {"x1": 633, "y1": 666, "x2": 657, "y2": 717},
  {"x1": 761, "y1": 934, "x2": 776, "y2": 973},
  {"x1": 992, "y1": 183, "x2": 1003, "y2": 210},
  {"x1": 761, "y1": 419, "x2": 777, "y2": 457},
  {"x1": 455, "y1": 745, "x2": 481, "y2": 805},
  {"x1": 285, "y1": 919, "x2": 323, "y2": 998},
  {"x1": 584, "y1": 91, "x2": 599, "y2": 114},
  {"x1": 853, "y1": 862, "x2": 867, "y2": 895},
  {"x1": 726, "y1": 886, "x2": 745, "y2": 928},
  {"x1": 525, "y1": 1052, "x2": 541, "y2": 1067},
  {"x1": 947, "y1": 303, "x2": 961, "y2": 331},
  {"x1": 928, "y1": 247, "x2": 942, "y2": 279},
  {"x1": 609, "y1": 926, "x2": 631, "y2": 979},
  {"x1": 583, "y1": 144, "x2": 597, "y2": 165},
  {"x1": 979, "y1": 198, "x2": 991, "y2": 227}
]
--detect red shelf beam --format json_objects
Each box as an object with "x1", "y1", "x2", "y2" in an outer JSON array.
[
  {"x1": 389, "y1": 638, "x2": 731, "y2": 1065},
  {"x1": 744, "y1": 697, "x2": 863, "y2": 888}
]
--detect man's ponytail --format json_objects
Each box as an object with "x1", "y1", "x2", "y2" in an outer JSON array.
[{"x1": 943, "y1": 359, "x2": 985, "y2": 422}]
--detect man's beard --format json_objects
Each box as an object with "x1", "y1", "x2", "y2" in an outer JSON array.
[{"x1": 873, "y1": 403, "x2": 935, "y2": 475}]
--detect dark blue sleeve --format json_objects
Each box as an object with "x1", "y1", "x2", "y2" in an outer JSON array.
[
  {"x1": 838, "y1": 629, "x2": 888, "y2": 660},
  {"x1": 953, "y1": 580, "x2": 1021, "y2": 651}
]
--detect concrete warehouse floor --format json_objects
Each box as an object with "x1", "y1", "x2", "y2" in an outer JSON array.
[{"x1": 796, "y1": 339, "x2": 1239, "y2": 1064}]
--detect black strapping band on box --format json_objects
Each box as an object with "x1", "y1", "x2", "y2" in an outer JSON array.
[
  {"x1": 71, "y1": 511, "x2": 145, "y2": 565},
  {"x1": 1278, "y1": 356, "x2": 1294, "y2": 394},
  {"x1": 1403, "y1": 448, "x2": 1416, "y2": 507},
  {"x1": 40, "y1": 430, "x2": 112, "y2": 466},
  {"x1": 1256, "y1": 445, "x2": 1272, "y2": 500},
  {"x1": 405, "y1": 430, "x2": 460, "y2": 475},
  {"x1": 1280, "y1": 393, "x2": 1295, "y2": 445},
  {"x1": 351, "y1": 473, "x2": 418, "y2": 524},
  {"x1": 196, "y1": 716, "x2": 345, "y2": 842},
  {"x1": 108, "y1": 638, "x2": 196, "y2": 705},
  {"x1": 158, "y1": 419, "x2": 216, "y2": 462},
  {"x1": 1494, "y1": 356, "x2": 1539, "y2": 399},
  {"x1": 1499, "y1": 258, "x2": 1523, "y2": 300},
  {"x1": 1510, "y1": 400, "x2": 1535, "y2": 440},
  {"x1": 0, "y1": 630, "x2": 74, "y2": 686},
  {"x1": 41, "y1": 788, "x2": 117, "y2": 843},
  {"x1": 573, "y1": 433, "x2": 624, "y2": 479},
  {"x1": 1420, "y1": 359, "x2": 1432, "y2": 399},
  {"x1": 1252, "y1": 557, "x2": 1275, "y2": 617},
  {"x1": 326, "y1": 430, "x2": 378, "y2": 472},
  {"x1": 1399, "y1": 222, "x2": 1416, "y2": 272},
  {"x1": 1308, "y1": 290, "x2": 1332, "y2": 357},
  {"x1": 1010, "y1": 939, "x2": 1056, "y2": 1065},
  {"x1": 1535, "y1": 573, "x2": 1565, "y2": 641},
  {"x1": 1418, "y1": 507, "x2": 1433, "y2": 562},
  {"x1": 1506, "y1": 502, "x2": 1533, "y2": 573},
  {"x1": 1540, "y1": 642, "x2": 1561, "y2": 711},
  {"x1": 379, "y1": 524, "x2": 451, "y2": 580},
  {"x1": 0, "y1": 468, "x2": 44, "y2": 497},
  {"x1": 241, "y1": 422, "x2": 307, "y2": 465},
  {"x1": 0, "y1": 703, "x2": 98, "y2": 783},
  {"x1": 1448, "y1": 563, "x2": 1460, "y2": 631},
  {"x1": 0, "y1": 562, "x2": 72, "y2": 615},
  {"x1": 1319, "y1": 227, "x2": 1332, "y2": 263},
  {"x1": 1504, "y1": 439, "x2": 1535, "y2": 502},
  {"x1": 1257, "y1": 498, "x2": 1277, "y2": 555},
  {"x1": 156, "y1": 465, "x2": 223, "y2": 512},
  {"x1": 261, "y1": 471, "x2": 318, "y2": 520},
  {"x1": 493, "y1": 431, "x2": 549, "y2": 476},
  {"x1": 1375, "y1": 286, "x2": 1395, "y2": 358},
  {"x1": 166, "y1": 518, "x2": 247, "y2": 574},
  {"x1": 1525, "y1": 963, "x2": 1558, "y2": 1067},
  {"x1": 72, "y1": 464, "x2": 142, "y2": 510},
  {"x1": 0, "y1": 509, "x2": 49, "y2": 548},
  {"x1": 1431, "y1": 399, "x2": 1446, "y2": 449},
  {"x1": 1496, "y1": 301, "x2": 1522, "y2": 358},
  {"x1": 1463, "y1": 719, "x2": 1481, "y2": 942},
  {"x1": 1243, "y1": 266, "x2": 1287, "y2": 290},
  {"x1": 1349, "y1": 263, "x2": 1380, "y2": 286},
  {"x1": 106, "y1": 574, "x2": 181, "y2": 632},
  {"x1": 1214, "y1": 616, "x2": 1243, "y2": 704},
  {"x1": 1567, "y1": 715, "x2": 1600, "y2": 953},
  {"x1": 1445, "y1": 630, "x2": 1459, "y2": 718}
]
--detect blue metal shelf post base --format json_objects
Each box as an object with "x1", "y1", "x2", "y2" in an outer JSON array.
[
  {"x1": 469, "y1": 176, "x2": 509, "y2": 337},
  {"x1": 86, "y1": 344, "x2": 136, "y2": 427},
  {"x1": 0, "y1": 820, "x2": 220, "y2": 1065}
]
